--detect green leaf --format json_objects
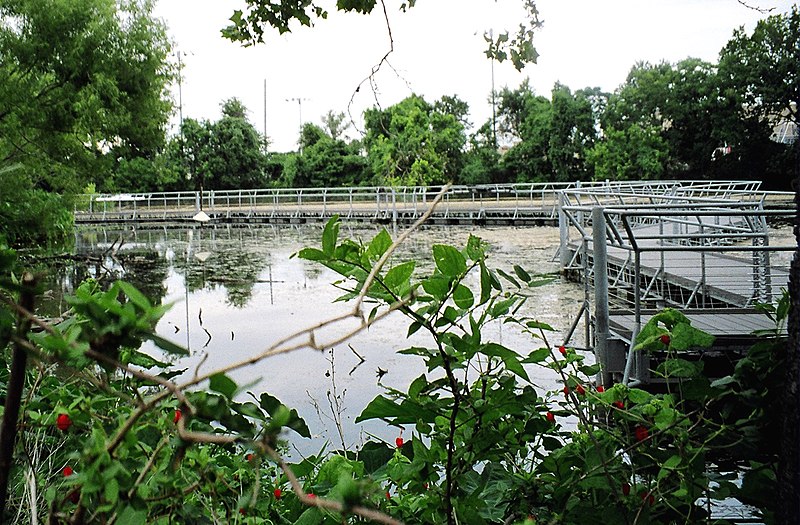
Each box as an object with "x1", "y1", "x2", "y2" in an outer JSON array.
[
  {"x1": 480, "y1": 343, "x2": 529, "y2": 381},
  {"x1": 115, "y1": 281, "x2": 151, "y2": 311},
  {"x1": 465, "y1": 234, "x2": 486, "y2": 261},
  {"x1": 489, "y1": 296, "x2": 518, "y2": 318},
  {"x1": 627, "y1": 388, "x2": 653, "y2": 404},
  {"x1": 658, "y1": 454, "x2": 683, "y2": 480},
  {"x1": 408, "y1": 375, "x2": 428, "y2": 398},
  {"x1": 513, "y1": 264, "x2": 531, "y2": 283},
  {"x1": 296, "y1": 247, "x2": 327, "y2": 261},
  {"x1": 209, "y1": 373, "x2": 238, "y2": 399},
  {"x1": 670, "y1": 322, "x2": 715, "y2": 351},
  {"x1": 422, "y1": 276, "x2": 450, "y2": 300},
  {"x1": 453, "y1": 284, "x2": 474, "y2": 309},
  {"x1": 384, "y1": 261, "x2": 415, "y2": 296},
  {"x1": 657, "y1": 358, "x2": 702, "y2": 378},
  {"x1": 104, "y1": 477, "x2": 120, "y2": 505},
  {"x1": 432, "y1": 244, "x2": 466, "y2": 277},
  {"x1": 496, "y1": 268, "x2": 520, "y2": 288},
  {"x1": 478, "y1": 263, "x2": 491, "y2": 305},
  {"x1": 366, "y1": 229, "x2": 392, "y2": 262},
  {"x1": 116, "y1": 506, "x2": 147, "y2": 525},
  {"x1": 356, "y1": 395, "x2": 437, "y2": 424},
  {"x1": 147, "y1": 334, "x2": 189, "y2": 356},
  {"x1": 359, "y1": 441, "x2": 393, "y2": 474},
  {"x1": 257, "y1": 393, "x2": 311, "y2": 438},
  {"x1": 322, "y1": 215, "x2": 340, "y2": 256},
  {"x1": 524, "y1": 320, "x2": 555, "y2": 331},
  {"x1": 522, "y1": 348, "x2": 550, "y2": 364}
]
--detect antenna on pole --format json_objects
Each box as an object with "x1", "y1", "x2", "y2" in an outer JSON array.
[{"x1": 285, "y1": 97, "x2": 310, "y2": 153}]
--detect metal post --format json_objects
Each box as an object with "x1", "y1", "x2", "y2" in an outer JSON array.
[
  {"x1": 391, "y1": 187, "x2": 397, "y2": 224},
  {"x1": 559, "y1": 192, "x2": 570, "y2": 271},
  {"x1": 592, "y1": 207, "x2": 612, "y2": 387}
]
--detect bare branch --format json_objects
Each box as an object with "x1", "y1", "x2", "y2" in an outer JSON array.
[{"x1": 736, "y1": 0, "x2": 776, "y2": 13}]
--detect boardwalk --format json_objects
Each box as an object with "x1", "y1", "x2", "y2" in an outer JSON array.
[
  {"x1": 73, "y1": 181, "x2": 792, "y2": 227},
  {"x1": 557, "y1": 186, "x2": 794, "y2": 385}
]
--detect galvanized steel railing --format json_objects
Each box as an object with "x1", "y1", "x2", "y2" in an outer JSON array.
[
  {"x1": 74, "y1": 180, "x2": 785, "y2": 224},
  {"x1": 557, "y1": 182, "x2": 794, "y2": 386}
]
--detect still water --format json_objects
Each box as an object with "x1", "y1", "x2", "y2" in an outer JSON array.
[{"x1": 71, "y1": 223, "x2": 587, "y2": 451}]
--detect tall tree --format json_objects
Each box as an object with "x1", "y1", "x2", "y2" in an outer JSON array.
[
  {"x1": 221, "y1": 97, "x2": 250, "y2": 120},
  {"x1": 0, "y1": 0, "x2": 173, "y2": 243},
  {"x1": 320, "y1": 110, "x2": 350, "y2": 141},
  {"x1": 363, "y1": 94, "x2": 467, "y2": 186},
  {"x1": 0, "y1": 0, "x2": 173, "y2": 190}
]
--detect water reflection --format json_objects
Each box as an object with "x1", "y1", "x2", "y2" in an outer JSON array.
[{"x1": 71, "y1": 223, "x2": 588, "y2": 451}]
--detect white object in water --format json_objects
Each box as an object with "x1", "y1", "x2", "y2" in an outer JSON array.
[{"x1": 192, "y1": 210, "x2": 211, "y2": 223}]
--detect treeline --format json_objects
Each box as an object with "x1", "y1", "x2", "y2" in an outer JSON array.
[
  {"x1": 1, "y1": 1, "x2": 797, "y2": 245},
  {"x1": 107, "y1": 13, "x2": 798, "y2": 194}
]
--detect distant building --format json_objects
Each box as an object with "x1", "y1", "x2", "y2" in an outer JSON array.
[{"x1": 769, "y1": 102, "x2": 797, "y2": 145}]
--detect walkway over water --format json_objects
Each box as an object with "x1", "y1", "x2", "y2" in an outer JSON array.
[
  {"x1": 557, "y1": 182, "x2": 795, "y2": 387},
  {"x1": 73, "y1": 181, "x2": 792, "y2": 226}
]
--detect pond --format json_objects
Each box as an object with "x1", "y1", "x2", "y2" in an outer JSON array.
[{"x1": 67, "y1": 222, "x2": 588, "y2": 453}]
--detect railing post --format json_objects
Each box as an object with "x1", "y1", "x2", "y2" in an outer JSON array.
[
  {"x1": 391, "y1": 187, "x2": 397, "y2": 224},
  {"x1": 559, "y1": 192, "x2": 570, "y2": 271},
  {"x1": 592, "y1": 206, "x2": 612, "y2": 387}
]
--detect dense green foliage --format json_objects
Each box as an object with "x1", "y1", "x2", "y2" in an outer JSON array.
[
  {"x1": 4, "y1": 1, "x2": 797, "y2": 249},
  {"x1": 0, "y1": 221, "x2": 789, "y2": 523},
  {"x1": 87, "y1": 6, "x2": 797, "y2": 196},
  {"x1": 0, "y1": 0, "x2": 173, "y2": 244}
]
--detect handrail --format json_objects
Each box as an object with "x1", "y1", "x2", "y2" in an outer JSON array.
[{"x1": 74, "y1": 181, "x2": 792, "y2": 225}]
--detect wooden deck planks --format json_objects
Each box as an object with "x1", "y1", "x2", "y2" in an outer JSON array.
[{"x1": 609, "y1": 310, "x2": 780, "y2": 337}]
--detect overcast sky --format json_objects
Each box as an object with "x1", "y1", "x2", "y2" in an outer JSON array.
[{"x1": 152, "y1": 0, "x2": 795, "y2": 152}]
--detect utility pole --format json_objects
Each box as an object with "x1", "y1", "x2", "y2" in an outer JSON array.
[
  {"x1": 264, "y1": 78, "x2": 274, "y2": 151},
  {"x1": 490, "y1": 29, "x2": 497, "y2": 151},
  {"x1": 177, "y1": 51, "x2": 184, "y2": 149},
  {"x1": 285, "y1": 97, "x2": 309, "y2": 152}
]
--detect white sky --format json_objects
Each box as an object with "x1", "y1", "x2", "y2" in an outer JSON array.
[{"x1": 152, "y1": 0, "x2": 795, "y2": 152}]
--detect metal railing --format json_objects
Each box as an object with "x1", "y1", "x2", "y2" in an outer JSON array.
[
  {"x1": 557, "y1": 182, "x2": 794, "y2": 386},
  {"x1": 75, "y1": 180, "x2": 789, "y2": 224}
]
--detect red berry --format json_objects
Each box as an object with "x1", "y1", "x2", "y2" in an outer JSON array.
[
  {"x1": 621, "y1": 482, "x2": 631, "y2": 496},
  {"x1": 596, "y1": 385, "x2": 605, "y2": 393},
  {"x1": 635, "y1": 425, "x2": 649, "y2": 442},
  {"x1": 56, "y1": 413, "x2": 72, "y2": 432},
  {"x1": 386, "y1": 491, "x2": 391, "y2": 499},
  {"x1": 613, "y1": 401, "x2": 625, "y2": 409},
  {"x1": 395, "y1": 436, "x2": 404, "y2": 448},
  {"x1": 640, "y1": 491, "x2": 655, "y2": 505},
  {"x1": 562, "y1": 386, "x2": 570, "y2": 396},
  {"x1": 68, "y1": 489, "x2": 80, "y2": 504},
  {"x1": 307, "y1": 493, "x2": 316, "y2": 500},
  {"x1": 62, "y1": 466, "x2": 74, "y2": 477},
  {"x1": 239, "y1": 508, "x2": 246, "y2": 515},
  {"x1": 246, "y1": 453, "x2": 254, "y2": 461},
  {"x1": 660, "y1": 334, "x2": 670, "y2": 345},
  {"x1": 576, "y1": 384, "x2": 586, "y2": 396},
  {"x1": 173, "y1": 409, "x2": 182, "y2": 423},
  {"x1": 546, "y1": 411, "x2": 555, "y2": 423},
  {"x1": 273, "y1": 488, "x2": 282, "y2": 499},
  {"x1": 558, "y1": 345, "x2": 566, "y2": 355}
]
